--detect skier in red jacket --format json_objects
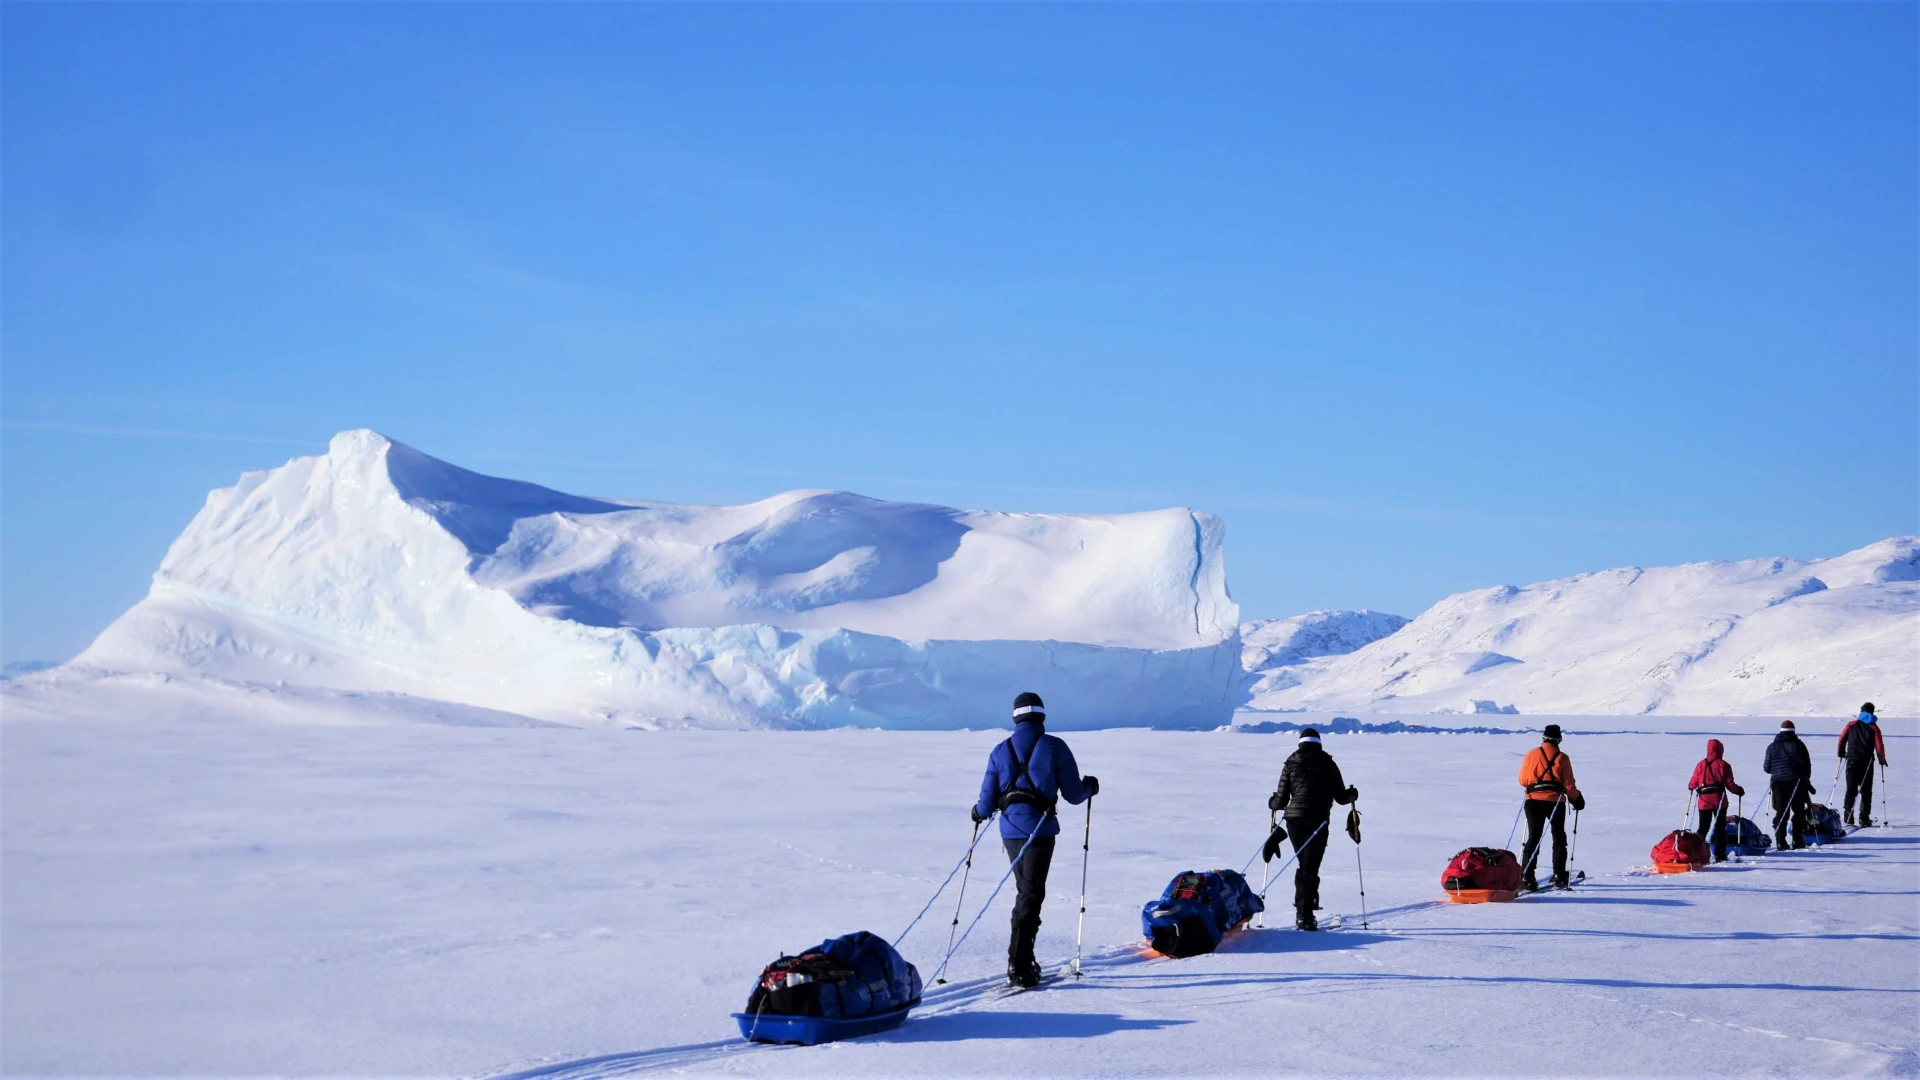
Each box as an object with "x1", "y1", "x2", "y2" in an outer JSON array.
[{"x1": 1688, "y1": 739, "x2": 1745, "y2": 862}]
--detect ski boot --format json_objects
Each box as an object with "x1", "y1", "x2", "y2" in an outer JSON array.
[
  {"x1": 1860, "y1": 815, "x2": 1874, "y2": 828},
  {"x1": 1522, "y1": 872, "x2": 1539, "y2": 893},
  {"x1": 1844, "y1": 807, "x2": 1855, "y2": 826},
  {"x1": 1295, "y1": 912, "x2": 1318, "y2": 932},
  {"x1": 1007, "y1": 958, "x2": 1042, "y2": 989},
  {"x1": 1552, "y1": 871, "x2": 1570, "y2": 889}
]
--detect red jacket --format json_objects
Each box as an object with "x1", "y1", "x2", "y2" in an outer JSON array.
[{"x1": 1688, "y1": 739, "x2": 1744, "y2": 811}]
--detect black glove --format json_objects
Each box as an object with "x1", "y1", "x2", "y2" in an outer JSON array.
[
  {"x1": 1345, "y1": 786, "x2": 1359, "y2": 803},
  {"x1": 970, "y1": 805, "x2": 988, "y2": 824},
  {"x1": 1083, "y1": 775, "x2": 1100, "y2": 798},
  {"x1": 1571, "y1": 793, "x2": 1586, "y2": 812},
  {"x1": 1261, "y1": 823, "x2": 1288, "y2": 863},
  {"x1": 1268, "y1": 792, "x2": 1285, "y2": 812}
]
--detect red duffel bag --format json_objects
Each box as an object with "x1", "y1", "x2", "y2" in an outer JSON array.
[
  {"x1": 1441, "y1": 846, "x2": 1524, "y2": 893},
  {"x1": 1651, "y1": 829, "x2": 1710, "y2": 866}
]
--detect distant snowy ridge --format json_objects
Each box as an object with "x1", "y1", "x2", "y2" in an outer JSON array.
[
  {"x1": 1250, "y1": 537, "x2": 1920, "y2": 716},
  {"x1": 1238, "y1": 609, "x2": 1410, "y2": 700},
  {"x1": 40, "y1": 430, "x2": 1243, "y2": 729}
]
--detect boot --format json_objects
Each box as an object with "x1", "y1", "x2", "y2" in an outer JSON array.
[
  {"x1": 1295, "y1": 911, "x2": 1318, "y2": 932},
  {"x1": 1007, "y1": 923, "x2": 1042, "y2": 988},
  {"x1": 1522, "y1": 872, "x2": 1539, "y2": 893},
  {"x1": 1860, "y1": 814, "x2": 1874, "y2": 828},
  {"x1": 1844, "y1": 806, "x2": 1855, "y2": 826},
  {"x1": 1774, "y1": 832, "x2": 1788, "y2": 851},
  {"x1": 1552, "y1": 871, "x2": 1570, "y2": 889}
]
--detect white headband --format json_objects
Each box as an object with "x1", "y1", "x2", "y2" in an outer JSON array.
[
  {"x1": 1299, "y1": 734, "x2": 1321, "y2": 744},
  {"x1": 1013, "y1": 705, "x2": 1044, "y2": 718}
]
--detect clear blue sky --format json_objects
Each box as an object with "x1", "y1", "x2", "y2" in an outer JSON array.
[{"x1": 4, "y1": 3, "x2": 1915, "y2": 665}]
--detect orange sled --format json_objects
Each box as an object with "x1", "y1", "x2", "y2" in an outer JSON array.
[
  {"x1": 1652, "y1": 861, "x2": 1698, "y2": 874},
  {"x1": 1444, "y1": 888, "x2": 1520, "y2": 903}
]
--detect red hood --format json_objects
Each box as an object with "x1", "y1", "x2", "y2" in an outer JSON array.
[{"x1": 1705, "y1": 739, "x2": 1724, "y2": 760}]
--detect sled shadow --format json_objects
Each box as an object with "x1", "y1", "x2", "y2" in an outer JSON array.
[
  {"x1": 1098, "y1": 970, "x2": 1912, "y2": 996},
  {"x1": 489, "y1": 1038, "x2": 752, "y2": 1079},
  {"x1": 879, "y1": 1011, "x2": 1190, "y2": 1043},
  {"x1": 1401, "y1": 927, "x2": 1917, "y2": 945},
  {"x1": 1517, "y1": 894, "x2": 1690, "y2": 907},
  {"x1": 1217, "y1": 929, "x2": 1396, "y2": 954}
]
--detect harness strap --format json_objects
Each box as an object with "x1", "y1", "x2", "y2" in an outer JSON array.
[{"x1": 998, "y1": 736, "x2": 1058, "y2": 815}]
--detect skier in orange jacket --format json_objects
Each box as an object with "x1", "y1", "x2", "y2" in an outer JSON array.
[{"x1": 1517, "y1": 724, "x2": 1584, "y2": 890}]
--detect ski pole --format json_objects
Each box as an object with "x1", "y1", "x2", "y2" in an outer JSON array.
[
  {"x1": 1351, "y1": 804, "x2": 1369, "y2": 930},
  {"x1": 1681, "y1": 788, "x2": 1695, "y2": 830},
  {"x1": 1880, "y1": 761, "x2": 1888, "y2": 827},
  {"x1": 930, "y1": 812, "x2": 1051, "y2": 985},
  {"x1": 1071, "y1": 793, "x2": 1093, "y2": 978},
  {"x1": 898, "y1": 816, "x2": 993, "y2": 951},
  {"x1": 1569, "y1": 807, "x2": 1581, "y2": 868},
  {"x1": 1503, "y1": 801, "x2": 1526, "y2": 850},
  {"x1": 1256, "y1": 820, "x2": 1327, "y2": 903},
  {"x1": 1257, "y1": 808, "x2": 1275, "y2": 928}
]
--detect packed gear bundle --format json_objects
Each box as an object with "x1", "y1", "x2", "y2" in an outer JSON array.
[
  {"x1": 1442, "y1": 846, "x2": 1525, "y2": 903},
  {"x1": 1805, "y1": 803, "x2": 1847, "y2": 843},
  {"x1": 736, "y1": 932, "x2": 923, "y2": 1045},
  {"x1": 1141, "y1": 869, "x2": 1264, "y2": 957},
  {"x1": 1717, "y1": 815, "x2": 1772, "y2": 856},
  {"x1": 1651, "y1": 828, "x2": 1711, "y2": 872}
]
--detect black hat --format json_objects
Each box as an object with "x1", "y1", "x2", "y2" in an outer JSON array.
[
  {"x1": 1542, "y1": 724, "x2": 1563, "y2": 744},
  {"x1": 1012, "y1": 692, "x2": 1045, "y2": 722},
  {"x1": 1299, "y1": 727, "x2": 1322, "y2": 744},
  {"x1": 1862, "y1": 702, "x2": 1876, "y2": 714}
]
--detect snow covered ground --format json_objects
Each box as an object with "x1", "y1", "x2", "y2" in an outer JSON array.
[{"x1": 6, "y1": 705, "x2": 1914, "y2": 1077}]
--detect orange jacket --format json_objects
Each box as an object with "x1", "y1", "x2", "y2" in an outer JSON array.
[{"x1": 1519, "y1": 743, "x2": 1580, "y2": 802}]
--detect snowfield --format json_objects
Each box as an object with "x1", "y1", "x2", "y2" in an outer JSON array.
[{"x1": 5, "y1": 704, "x2": 1914, "y2": 1078}]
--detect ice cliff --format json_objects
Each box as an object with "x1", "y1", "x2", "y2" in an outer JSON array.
[{"x1": 64, "y1": 431, "x2": 1245, "y2": 729}]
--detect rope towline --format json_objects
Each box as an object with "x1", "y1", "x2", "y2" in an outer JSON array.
[
  {"x1": 895, "y1": 814, "x2": 996, "y2": 947},
  {"x1": 929, "y1": 812, "x2": 1053, "y2": 984}
]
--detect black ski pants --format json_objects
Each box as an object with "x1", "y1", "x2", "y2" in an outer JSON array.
[
  {"x1": 1770, "y1": 780, "x2": 1809, "y2": 846},
  {"x1": 1521, "y1": 799, "x2": 1567, "y2": 881},
  {"x1": 1844, "y1": 758, "x2": 1876, "y2": 821},
  {"x1": 1695, "y1": 806, "x2": 1728, "y2": 862},
  {"x1": 1003, "y1": 836, "x2": 1056, "y2": 964},
  {"x1": 1283, "y1": 815, "x2": 1329, "y2": 919}
]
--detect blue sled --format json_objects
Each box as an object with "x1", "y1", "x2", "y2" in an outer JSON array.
[{"x1": 732, "y1": 1002, "x2": 916, "y2": 1045}]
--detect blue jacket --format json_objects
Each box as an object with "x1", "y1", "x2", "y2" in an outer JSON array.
[
  {"x1": 1762, "y1": 732, "x2": 1812, "y2": 783},
  {"x1": 974, "y1": 721, "x2": 1090, "y2": 839}
]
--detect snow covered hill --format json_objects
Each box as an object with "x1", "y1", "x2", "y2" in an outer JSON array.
[
  {"x1": 1240, "y1": 609, "x2": 1409, "y2": 698},
  {"x1": 45, "y1": 431, "x2": 1243, "y2": 729},
  {"x1": 1250, "y1": 538, "x2": 1920, "y2": 716}
]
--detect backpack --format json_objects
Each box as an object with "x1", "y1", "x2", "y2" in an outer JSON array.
[
  {"x1": 1717, "y1": 815, "x2": 1771, "y2": 855},
  {"x1": 1441, "y1": 847, "x2": 1523, "y2": 893},
  {"x1": 1140, "y1": 870, "x2": 1264, "y2": 958},
  {"x1": 1807, "y1": 803, "x2": 1847, "y2": 840},
  {"x1": 1651, "y1": 829, "x2": 1710, "y2": 866},
  {"x1": 744, "y1": 931, "x2": 922, "y2": 1020}
]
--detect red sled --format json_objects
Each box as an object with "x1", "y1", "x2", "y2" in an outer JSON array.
[
  {"x1": 1441, "y1": 846, "x2": 1524, "y2": 902},
  {"x1": 1650, "y1": 829, "x2": 1709, "y2": 871}
]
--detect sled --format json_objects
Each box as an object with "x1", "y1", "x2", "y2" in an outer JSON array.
[
  {"x1": 1652, "y1": 861, "x2": 1696, "y2": 874},
  {"x1": 733, "y1": 1001, "x2": 915, "y2": 1045},
  {"x1": 1444, "y1": 887, "x2": 1519, "y2": 904}
]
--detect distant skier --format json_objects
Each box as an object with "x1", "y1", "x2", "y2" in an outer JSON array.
[
  {"x1": 1264, "y1": 728, "x2": 1357, "y2": 931},
  {"x1": 1687, "y1": 739, "x2": 1745, "y2": 862},
  {"x1": 1837, "y1": 703, "x2": 1889, "y2": 828},
  {"x1": 1762, "y1": 720, "x2": 1813, "y2": 849},
  {"x1": 972, "y1": 692, "x2": 1097, "y2": 988},
  {"x1": 1517, "y1": 725, "x2": 1584, "y2": 890}
]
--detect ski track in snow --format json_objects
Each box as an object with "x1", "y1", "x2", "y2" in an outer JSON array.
[{"x1": 5, "y1": 717, "x2": 1915, "y2": 1078}]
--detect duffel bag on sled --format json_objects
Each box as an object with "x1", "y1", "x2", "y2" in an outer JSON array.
[
  {"x1": 1806, "y1": 803, "x2": 1847, "y2": 843},
  {"x1": 1651, "y1": 829, "x2": 1710, "y2": 872},
  {"x1": 1142, "y1": 869, "x2": 1264, "y2": 957},
  {"x1": 735, "y1": 931, "x2": 922, "y2": 1045},
  {"x1": 1441, "y1": 846, "x2": 1523, "y2": 902},
  {"x1": 1717, "y1": 815, "x2": 1771, "y2": 856}
]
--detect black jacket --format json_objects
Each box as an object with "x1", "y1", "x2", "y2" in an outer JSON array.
[
  {"x1": 1272, "y1": 743, "x2": 1354, "y2": 821},
  {"x1": 1762, "y1": 733, "x2": 1812, "y2": 783}
]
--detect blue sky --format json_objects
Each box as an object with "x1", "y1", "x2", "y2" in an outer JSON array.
[{"x1": 4, "y1": 3, "x2": 1915, "y2": 665}]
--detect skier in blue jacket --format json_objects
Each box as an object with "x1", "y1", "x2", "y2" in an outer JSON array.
[{"x1": 972, "y1": 692, "x2": 1097, "y2": 988}]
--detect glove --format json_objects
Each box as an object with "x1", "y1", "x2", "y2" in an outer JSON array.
[
  {"x1": 1083, "y1": 775, "x2": 1100, "y2": 798},
  {"x1": 1571, "y1": 793, "x2": 1586, "y2": 812},
  {"x1": 1268, "y1": 792, "x2": 1285, "y2": 812},
  {"x1": 970, "y1": 805, "x2": 988, "y2": 824},
  {"x1": 1260, "y1": 823, "x2": 1287, "y2": 863},
  {"x1": 1345, "y1": 806, "x2": 1362, "y2": 844},
  {"x1": 1345, "y1": 786, "x2": 1359, "y2": 803}
]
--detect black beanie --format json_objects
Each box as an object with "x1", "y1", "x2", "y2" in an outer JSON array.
[
  {"x1": 1013, "y1": 692, "x2": 1045, "y2": 722},
  {"x1": 1862, "y1": 702, "x2": 1876, "y2": 714},
  {"x1": 1542, "y1": 724, "x2": 1563, "y2": 744}
]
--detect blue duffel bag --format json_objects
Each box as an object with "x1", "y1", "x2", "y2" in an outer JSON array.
[
  {"x1": 736, "y1": 931, "x2": 922, "y2": 1045},
  {"x1": 1717, "y1": 815, "x2": 1771, "y2": 855},
  {"x1": 1141, "y1": 869, "x2": 1264, "y2": 958}
]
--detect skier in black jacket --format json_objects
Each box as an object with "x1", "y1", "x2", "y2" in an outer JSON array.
[
  {"x1": 1762, "y1": 720, "x2": 1814, "y2": 849},
  {"x1": 1264, "y1": 728, "x2": 1357, "y2": 931},
  {"x1": 1837, "y1": 703, "x2": 1889, "y2": 827}
]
